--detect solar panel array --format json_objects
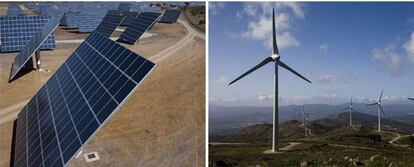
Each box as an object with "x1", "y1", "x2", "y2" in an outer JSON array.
[
  {"x1": 7, "y1": 3, "x2": 26, "y2": 16},
  {"x1": 60, "y1": 12, "x2": 79, "y2": 28},
  {"x1": 13, "y1": 31, "x2": 156, "y2": 166},
  {"x1": 119, "y1": 11, "x2": 140, "y2": 26},
  {"x1": 9, "y1": 15, "x2": 62, "y2": 82},
  {"x1": 39, "y1": 6, "x2": 59, "y2": 16},
  {"x1": 142, "y1": 7, "x2": 160, "y2": 13},
  {"x1": 77, "y1": 13, "x2": 105, "y2": 33},
  {"x1": 117, "y1": 12, "x2": 160, "y2": 44},
  {"x1": 0, "y1": 16, "x2": 56, "y2": 53},
  {"x1": 159, "y1": 9, "x2": 181, "y2": 23},
  {"x1": 95, "y1": 12, "x2": 125, "y2": 37},
  {"x1": 118, "y1": 2, "x2": 131, "y2": 12}
]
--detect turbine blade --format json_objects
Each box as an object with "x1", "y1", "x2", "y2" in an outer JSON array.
[
  {"x1": 278, "y1": 60, "x2": 311, "y2": 83},
  {"x1": 228, "y1": 57, "x2": 273, "y2": 85},
  {"x1": 366, "y1": 103, "x2": 377, "y2": 106},
  {"x1": 379, "y1": 90, "x2": 384, "y2": 102},
  {"x1": 272, "y1": 8, "x2": 279, "y2": 55},
  {"x1": 343, "y1": 107, "x2": 348, "y2": 111},
  {"x1": 408, "y1": 97, "x2": 414, "y2": 101},
  {"x1": 351, "y1": 108, "x2": 356, "y2": 112},
  {"x1": 379, "y1": 105, "x2": 386, "y2": 115}
]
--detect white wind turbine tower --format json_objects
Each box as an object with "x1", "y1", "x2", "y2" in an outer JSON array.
[
  {"x1": 228, "y1": 8, "x2": 312, "y2": 152},
  {"x1": 343, "y1": 97, "x2": 356, "y2": 127},
  {"x1": 367, "y1": 90, "x2": 386, "y2": 131}
]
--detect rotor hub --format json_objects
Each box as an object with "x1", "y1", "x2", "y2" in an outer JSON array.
[{"x1": 271, "y1": 54, "x2": 280, "y2": 60}]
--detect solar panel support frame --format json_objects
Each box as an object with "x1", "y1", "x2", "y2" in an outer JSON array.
[
  {"x1": 8, "y1": 15, "x2": 62, "y2": 82},
  {"x1": 34, "y1": 50, "x2": 51, "y2": 73}
]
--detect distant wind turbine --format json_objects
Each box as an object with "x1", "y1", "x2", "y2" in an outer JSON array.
[
  {"x1": 366, "y1": 90, "x2": 385, "y2": 131},
  {"x1": 228, "y1": 8, "x2": 312, "y2": 152},
  {"x1": 343, "y1": 97, "x2": 356, "y2": 127},
  {"x1": 301, "y1": 106, "x2": 310, "y2": 137}
]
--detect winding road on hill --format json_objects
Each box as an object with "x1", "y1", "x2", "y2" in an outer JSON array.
[{"x1": 388, "y1": 132, "x2": 410, "y2": 148}]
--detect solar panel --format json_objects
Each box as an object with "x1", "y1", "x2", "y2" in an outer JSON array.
[
  {"x1": 13, "y1": 31, "x2": 156, "y2": 166},
  {"x1": 39, "y1": 5, "x2": 58, "y2": 16},
  {"x1": 117, "y1": 12, "x2": 160, "y2": 44},
  {"x1": 63, "y1": 12, "x2": 79, "y2": 29},
  {"x1": 0, "y1": 16, "x2": 57, "y2": 53},
  {"x1": 119, "y1": 11, "x2": 140, "y2": 26},
  {"x1": 142, "y1": 7, "x2": 160, "y2": 13},
  {"x1": 9, "y1": 15, "x2": 62, "y2": 82},
  {"x1": 117, "y1": 2, "x2": 131, "y2": 12},
  {"x1": 95, "y1": 12, "x2": 125, "y2": 37},
  {"x1": 159, "y1": 9, "x2": 181, "y2": 23},
  {"x1": 77, "y1": 13, "x2": 104, "y2": 33},
  {"x1": 7, "y1": 3, "x2": 26, "y2": 16}
]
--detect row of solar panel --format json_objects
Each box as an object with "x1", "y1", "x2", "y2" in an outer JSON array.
[
  {"x1": 0, "y1": 8, "x2": 180, "y2": 53},
  {"x1": 24, "y1": 2, "x2": 160, "y2": 16}
]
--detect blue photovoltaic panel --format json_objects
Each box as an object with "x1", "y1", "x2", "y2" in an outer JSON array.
[
  {"x1": 117, "y1": 2, "x2": 131, "y2": 12},
  {"x1": 63, "y1": 12, "x2": 79, "y2": 29},
  {"x1": 9, "y1": 15, "x2": 62, "y2": 82},
  {"x1": 39, "y1": 5, "x2": 58, "y2": 16},
  {"x1": 13, "y1": 31, "x2": 155, "y2": 166},
  {"x1": 7, "y1": 3, "x2": 26, "y2": 16},
  {"x1": 117, "y1": 12, "x2": 160, "y2": 44},
  {"x1": 119, "y1": 11, "x2": 139, "y2": 26},
  {"x1": 159, "y1": 9, "x2": 181, "y2": 23},
  {"x1": 77, "y1": 14, "x2": 104, "y2": 33},
  {"x1": 129, "y1": 3, "x2": 141, "y2": 12},
  {"x1": 0, "y1": 16, "x2": 56, "y2": 53},
  {"x1": 95, "y1": 12, "x2": 125, "y2": 37},
  {"x1": 142, "y1": 7, "x2": 160, "y2": 13}
]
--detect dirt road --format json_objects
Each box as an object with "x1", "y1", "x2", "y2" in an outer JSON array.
[{"x1": 388, "y1": 132, "x2": 410, "y2": 148}]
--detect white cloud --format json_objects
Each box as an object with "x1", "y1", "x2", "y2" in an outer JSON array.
[
  {"x1": 209, "y1": 97, "x2": 238, "y2": 102},
  {"x1": 318, "y1": 74, "x2": 335, "y2": 84},
  {"x1": 240, "y1": 2, "x2": 304, "y2": 50},
  {"x1": 257, "y1": 94, "x2": 273, "y2": 101},
  {"x1": 319, "y1": 43, "x2": 328, "y2": 54},
  {"x1": 317, "y1": 74, "x2": 356, "y2": 84},
  {"x1": 340, "y1": 75, "x2": 357, "y2": 84},
  {"x1": 371, "y1": 44, "x2": 404, "y2": 77},
  {"x1": 217, "y1": 76, "x2": 228, "y2": 84},
  {"x1": 403, "y1": 32, "x2": 414, "y2": 64},
  {"x1": 209, "y1": 2, "x2": 225, "y2": 15}
]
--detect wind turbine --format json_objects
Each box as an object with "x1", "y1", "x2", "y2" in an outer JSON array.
[
  {"x1": 228, "y1": 8, "x2": 312, "y2": 152},
  {"x1": 408, "y1": 97, "x2": 414, "y2": 101},
  {"x1": 301, "y1": 106, "x2": 309, "y2": 137},
  {"x1": 366, "y1": 90, "x2": 385, "y2": 131},
  {"x1": 343, "y1": 97, "x2": 356, "y2": 127}
]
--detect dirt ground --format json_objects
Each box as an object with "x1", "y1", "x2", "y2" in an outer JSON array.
[{"x1": 0, "y1": 5, "x2": 205, "y2": 166}]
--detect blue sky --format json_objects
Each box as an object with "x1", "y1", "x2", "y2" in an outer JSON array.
[{"x1": 209, "y1": 2, "x2": 414, "y2": 106}]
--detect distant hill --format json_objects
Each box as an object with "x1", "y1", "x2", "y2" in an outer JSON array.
[
  {"x1": 209, "y1": 104, "x2": 414, "y2": 136},
  {"x1": 213, "y1": 112, "x2": 414, "y2": 142},
  {"x1": 313, "y1": 112, "x2": 414, "y2": 134}
]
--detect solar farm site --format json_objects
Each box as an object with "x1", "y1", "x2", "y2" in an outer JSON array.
[{"x1": 0, "y1": 2, "x2": 205, "y2": 166}]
